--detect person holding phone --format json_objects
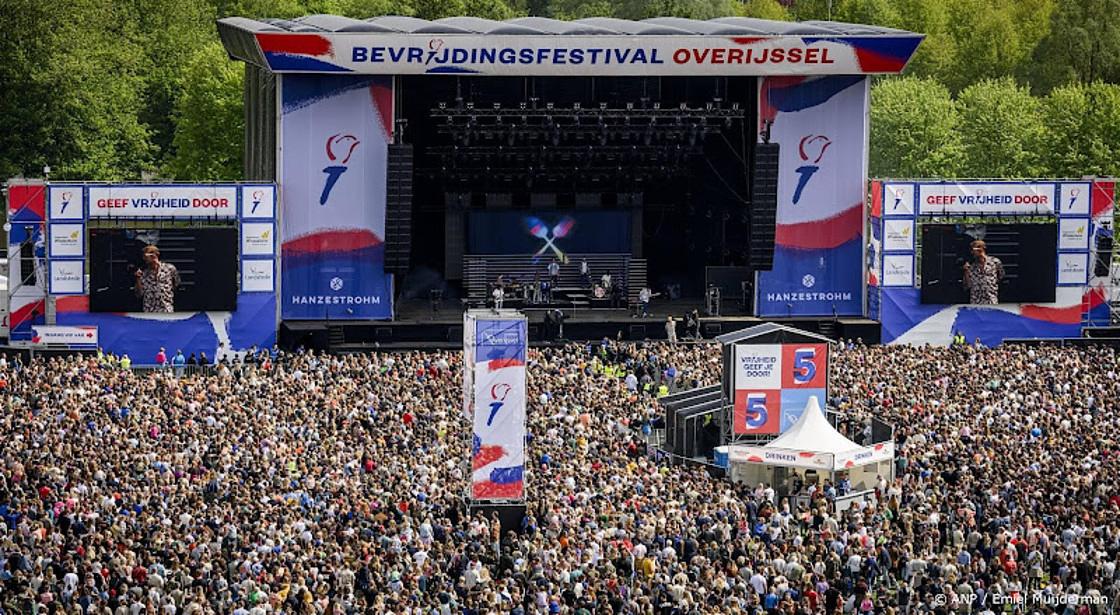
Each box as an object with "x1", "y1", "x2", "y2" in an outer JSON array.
[
  {"x1": 962, "y1": 239, "x2": 1003, "y2": 305},
  {"x1": 134, "y1": 244, "x2": 180, "y2": 312}
]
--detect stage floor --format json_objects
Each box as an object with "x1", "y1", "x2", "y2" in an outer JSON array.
[{"x1": 280, "y1": 298, "x2": 882, "y2": 350}]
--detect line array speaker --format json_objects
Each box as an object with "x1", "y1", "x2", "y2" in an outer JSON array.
[
  {"x1": 385, "y1": 144, "x2": 413, "y2": 274},
  {"x1": 749, "y1": 142, "x2": 780, "y2": 271}
]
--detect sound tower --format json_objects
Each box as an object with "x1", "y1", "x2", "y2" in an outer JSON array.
[
  {"x1": 385, "y1": 144, "x2": 413, "y2": 274},
  {"x1": 749, "y1": 142, "x2": 780, "y2": 270}
]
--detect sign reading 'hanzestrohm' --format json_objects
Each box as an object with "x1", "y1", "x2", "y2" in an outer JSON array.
[{"x1": 88, "y1": 186, "x2": 237, "y2": 218}]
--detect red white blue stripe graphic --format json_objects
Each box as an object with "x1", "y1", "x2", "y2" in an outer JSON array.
[{"x1": 470, "y1": 319, "x2": 527, "y2": 501}]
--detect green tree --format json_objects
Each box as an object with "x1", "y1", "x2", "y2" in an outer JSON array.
[
  {"x1": 547, "y1": 0, "x2": 612, "y2": 18},
  {"x1": 889, "y1": 0, "x2": 957, "y2": 82},
  {"x1": 1042, "y1": 82, "x2": 1120, "y2": 177},
  {"x1": 411, "y1": 0, "x2": 518, "y2": 19},
  {"x1": 311, "y1": 0, "x2": 416, "y2": 17},
  {"x1": 210, "y1": 0, "x2": 307, "y2": 19},
  {"x1": 613, "y1": 0, "x2": 738, "y2": 19},
  {"x1": 164, "y1": 43, "x2": 244, "y2": 180},
  {"x1": 788, "y1": 0, "x2": 834, "y2": 20},
  {"x1": 1028, "y1": 0, "x2": 1120, "y2": 90},
  {"x1": 835, "y1": 0, "x2": 902, "y2": 28},
  {"x1": 0, "y1": 0, "x2": 57, "y2": 179},
  {"x1": 0, "y1": 0, "x2": 154, "y2": 180},
  {"x1": 133, "y1": 0, "x2": 217, "y2": 171},
  {"x1": 942, "y1": 0, "x2": 1026, "y2": 91},
  {"x1": 737, "y1": 0, "x2": 791, "y2": 20},
  {"x1": 956, "y1": 77, "x2": 1047, "y2": 177},
  {"x1": 869, "y1": 77, "x2": 963, "y2": 178}
]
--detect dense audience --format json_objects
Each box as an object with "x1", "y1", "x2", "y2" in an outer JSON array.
[{"x1": 0, "y1": 340, "x2": 1118, "y2": 614}]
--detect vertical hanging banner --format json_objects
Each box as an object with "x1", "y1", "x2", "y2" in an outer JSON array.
[
  {"x1": 467, "y1": 314, "x2": 527, "y2": 501},
  {"x1": 756, "y1": 76, "x2": 868, "y2": 317},
  {"x1": 280, "y1": 75, "x2": 394, "y2": 319}
]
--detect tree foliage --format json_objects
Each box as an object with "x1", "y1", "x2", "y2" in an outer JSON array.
[
  {"x1": 738, "y1": 0, "x2": 791, "y2": 20},
  {"x1": 164, "y1": 43, "x2": 245, "y2": 181},
  {"x1": 869, "y1": 77, "x2": 963, "y2": 178},
  {"x1": 1027, "y1": 0, "x2": 1120, "y2": 91},
  {"x1": 956, "y1": 78, "x2": 1047, "y2": 178}
]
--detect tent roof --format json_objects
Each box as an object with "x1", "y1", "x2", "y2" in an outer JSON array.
[
  {"x1": 714, "y1": 323, "x2": 834, "y2": 346},
  {"x1": 765, "y1": 396, "x2": 863, "y2": 455}
]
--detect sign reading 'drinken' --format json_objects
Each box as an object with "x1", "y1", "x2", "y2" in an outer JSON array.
[{"x1": 88, "y1": 185, "x2": 237, "y2": 218}]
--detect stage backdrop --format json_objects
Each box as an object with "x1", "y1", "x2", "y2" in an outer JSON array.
[
  {"x1": 280, "y1": 75, "x2": 394, "y2": 319},
  {"x1": 755, "y1": 76, "x2": 868, "y2": 318}
]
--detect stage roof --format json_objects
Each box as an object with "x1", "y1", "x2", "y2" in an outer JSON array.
[{"x1": 218, "y1": 15, "x2": 923, "y2": 77}]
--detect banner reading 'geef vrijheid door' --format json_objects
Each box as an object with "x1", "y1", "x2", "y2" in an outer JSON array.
[{"x1": 280, "y1": 75, "x2": 394, "y2": 319}]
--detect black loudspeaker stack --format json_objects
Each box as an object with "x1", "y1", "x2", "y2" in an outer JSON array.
[
  {"x1": 749, "y1": 142, "x2": 780, "y2": 271},
  {"x1": 385, "y1": 144, "x2": 413, "y2": 274}
]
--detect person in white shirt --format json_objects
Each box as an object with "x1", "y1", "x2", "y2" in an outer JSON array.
[
  {"x1": 638, "y1": 287, "x2": 652, "y2": 317},
  {"x1": 548, "y1": 259, "x2": 560, "y2": 285},
  {"x1": 492, "y1": 285, "x2": 504, "y2": 310},
  {"x1": 665, "y1": 316, "x2": 677, "y2": 344}
]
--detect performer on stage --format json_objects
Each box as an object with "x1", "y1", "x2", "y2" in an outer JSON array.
[
  {"x1": 963, "y1": 240, "x2": 1004, "y2": 305},
  {"x1": 548, "y1": 258, "x2": 560, "y2": 286},
  {"x1": 134, "y1": 245, "x2": 180, "y2": 313}
]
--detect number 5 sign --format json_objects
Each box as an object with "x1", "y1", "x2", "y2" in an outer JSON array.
[
  {"x1": 782, "y1": 344, "x2": 827, "y2": 388},
  {"x1": 733, "y1": 389, "x2": 781, "y2": 434}
]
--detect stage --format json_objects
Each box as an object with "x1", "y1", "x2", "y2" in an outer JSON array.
[{"x1": 279, "y1": 297, "x2": 881, "y2": 350}]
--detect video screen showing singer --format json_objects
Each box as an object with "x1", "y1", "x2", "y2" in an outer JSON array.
[
  {"x1": 962, "y1": 239, "x2": 1004, "y2": 305},
  {"x1": 134, "y1": 245, "x2": 180, "y2": 312}
]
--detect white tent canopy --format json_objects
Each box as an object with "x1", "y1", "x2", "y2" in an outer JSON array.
[{"x1": 719, "y1": 396, "x2": 894, "y2": 472}]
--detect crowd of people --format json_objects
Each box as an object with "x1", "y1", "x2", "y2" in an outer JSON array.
[{"x1": 0, "y1": 340, "x2": 1118, "y2": 614}]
